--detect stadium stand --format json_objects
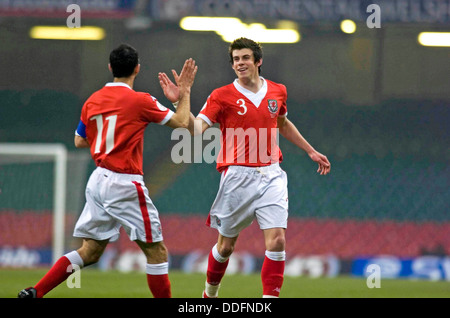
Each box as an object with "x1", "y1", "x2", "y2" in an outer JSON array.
[{"x1": 1, "y1": 91, "x2": 448, "y2": 262}]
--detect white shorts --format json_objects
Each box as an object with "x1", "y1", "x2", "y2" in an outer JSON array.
[
  {"x1": 207, "y1": 163, "x2": 289, "y2": 237},
  {"x1": 73, "y1": 167, "x2": 163, "y2": 243}
]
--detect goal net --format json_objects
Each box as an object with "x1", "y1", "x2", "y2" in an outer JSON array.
[{"x1": 0, "y1": 143, "x2": 90, "y2": 267}]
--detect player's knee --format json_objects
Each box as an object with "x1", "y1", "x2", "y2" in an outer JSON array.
[
  {"x1": 152, "y1": 242, "x2": 169, "y2": 261},
  {"x1": 217, "y1": 243, "x2": 234, "y2": 258},
  {"x1": 267, "y1": 235, "x2": 286, "y2": 252},
  {"x1": 139, "y1": 241, "x2": 169, "y2": 264}
]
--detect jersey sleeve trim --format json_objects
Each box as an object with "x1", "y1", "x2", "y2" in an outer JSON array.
[
  {"x1": 158, "y1": 110, "x2": 174, "y2": 125},
  {"x1": 197, "y1": 113, "x2": 213, "y2": 126}
]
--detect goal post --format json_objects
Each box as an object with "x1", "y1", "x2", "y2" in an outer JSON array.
[{"x1": 0, "y1": 143, "x2": 67, "y2": 264}]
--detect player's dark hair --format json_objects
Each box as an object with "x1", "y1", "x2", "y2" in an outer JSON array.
[
  {"x1": 109, "y1": 44, "x2": 139, "y2": 78},
  {"x1": 228, "y1": 37, "x2": 263, "y2": 74}
]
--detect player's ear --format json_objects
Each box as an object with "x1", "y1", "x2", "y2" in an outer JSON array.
[
  {"x1": 134, "y1": 64, "x2": 141, "y2": 76},
  {"x1": 256, "y1": 58, "x2": 263, "y2": 67},
  {"x1": 108, "y1": 63, "x2": 113, "y2": 73}
]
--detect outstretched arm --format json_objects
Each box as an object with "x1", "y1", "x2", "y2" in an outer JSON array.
[{"x1": 277, "y1": 116, "x2": 330, "y2": 175}]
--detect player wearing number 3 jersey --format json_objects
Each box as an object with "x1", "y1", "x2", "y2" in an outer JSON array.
[
  {"x1": 18, "y1": 44, "x2": 197, "y2": 298},
  {"x1": 193, "y1": 38, "x2": 331, "y2": 298}
]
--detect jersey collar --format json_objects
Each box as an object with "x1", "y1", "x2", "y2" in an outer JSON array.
[
  {"x1": 105, "y1": 82, "x2": 132, "y2": 90},
  {"x1": 233, "y1": 76, "x2": 267, "y2": 108}
]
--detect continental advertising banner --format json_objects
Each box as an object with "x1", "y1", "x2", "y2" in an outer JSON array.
[{"x1": 1, "y1": 0, "x2": 449, "y2": 23}]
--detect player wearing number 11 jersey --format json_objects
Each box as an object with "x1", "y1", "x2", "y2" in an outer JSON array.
[
  {"x1": 18, "y1": 44, "x2": 197, "y2": 298},
  {"x1": 78, "y1": 81, "x2": 170, "y2": 175}
]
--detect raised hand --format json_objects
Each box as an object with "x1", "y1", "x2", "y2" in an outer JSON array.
[
  {"x1": 158, "y1": 72, "x2": 179, "y2": 103},
  {"x1": 158, "y1": 58, "x2": 197, "y2": 103},
  {"x1": 175, "y1": 58, "x2": 198, "y2": 90}
]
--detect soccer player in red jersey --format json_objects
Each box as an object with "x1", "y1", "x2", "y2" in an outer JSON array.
[
  {"x1": 195, "y1": 38, "x2": 330, "y2": 298},
  {"x1": 18, "y1": 44, "x2": 197, "y2": 298}
]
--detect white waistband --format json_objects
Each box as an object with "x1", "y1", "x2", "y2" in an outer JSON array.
[
  {"x1": 95, "y1": 166, "x2": 143, "y2": 181},
  {"x1": 227, "y1": 163, "x2": 280, "y2": 174}
]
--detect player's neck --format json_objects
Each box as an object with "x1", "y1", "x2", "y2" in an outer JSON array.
[
  {"x1": 237, "y1": 75, "x2": 262, "y2": 93},
  {"x1": 113, "y1": 77, "x2": 135, "y2": 89}
]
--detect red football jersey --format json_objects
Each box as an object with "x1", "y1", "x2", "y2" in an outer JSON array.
[
  {"x1": 79, "y1": 82, "x2": 173, "y2": 175},
  {"x1": 198, "y1": 78, "x2": 287, "y2": 172}
]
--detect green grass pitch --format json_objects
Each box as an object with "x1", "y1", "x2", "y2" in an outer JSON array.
[{"x1": 1, "y1": 268, "x2": 449, "y2": 298}]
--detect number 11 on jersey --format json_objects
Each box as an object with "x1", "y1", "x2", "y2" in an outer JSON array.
[{"x1": 90, "y1": 114, "x2": 117, "y2": 154}]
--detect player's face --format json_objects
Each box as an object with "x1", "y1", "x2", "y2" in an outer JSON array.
[{"x1": 231, "y1": 48, "x2": 262, "y2": 80}]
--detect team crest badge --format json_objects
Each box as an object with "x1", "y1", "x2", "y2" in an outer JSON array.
[
  {"x1": 267, "y1": 99, "x2": 278, "y2": 114},
  {"x1": 268, "y1": 99, "x2": 278, "y2": 118},
  {"x1": 215, "y1": 216, "x2": 222, "y2": 227}
]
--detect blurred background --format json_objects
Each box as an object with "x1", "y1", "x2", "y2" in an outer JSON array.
[{"x1": 0, "y1": 0, "x2": 448, "y2": 281}]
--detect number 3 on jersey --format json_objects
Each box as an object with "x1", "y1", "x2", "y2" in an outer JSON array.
[
  {"x1": 90, "y1": 114, "x2": 117, "y2": 154},
  {"x1": 237, "y1": 98, "x2": 247, "y2": 115}
]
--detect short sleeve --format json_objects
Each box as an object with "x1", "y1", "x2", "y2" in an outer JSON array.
[
  {"x1": 278, "y1": 85, "x2": 288, "y2": 117},
  {"x1": 140, "y1": 93, "x2": 174, "y2": 125},
  {"x1": 197, "y1": 91, "x2": 222, "y2": 126}
]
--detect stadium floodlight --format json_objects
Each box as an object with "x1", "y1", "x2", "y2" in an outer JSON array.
[
  {"x1": 180, "y1": 16, "x2": 300, "y2": 43},
  {"x1": 219, "y1": 23, "x2": 300, "y2": 43},
  {"x1": 0, "y1": 143, "x2": 67, "y2": 264},
  {"x1": 418, "y1": 32, "x2": 450, "y2": 47},
  {"x1": 180, "y1": 16, "x2": 243, "y2": 32},
  {"x1": 340, "y1": 19, "x2": 357, "y2": 34},
  {"x1": 30, "y1": 26, "x2": 105, "y2": 40}
]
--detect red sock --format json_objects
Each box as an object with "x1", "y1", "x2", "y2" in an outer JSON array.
[
  {"x1": 206, "y1": 249, "x2": 229, "y2": 285},
  {"x1": 34, "y1": 256, "x2": 72, "y2": 298},
  {"x1": 147, "y1": 274, "x2": 171, "y2": 298},
  {"x1": 261, "y1": 256, "x2": 285, "y2": 297}
]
